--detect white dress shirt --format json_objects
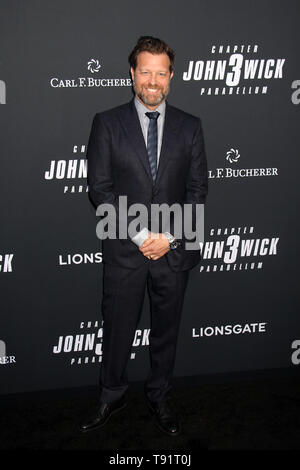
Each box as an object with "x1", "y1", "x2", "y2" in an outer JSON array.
[{"x1": 131, "y1": 97, "x2": 167, "y2": 248}]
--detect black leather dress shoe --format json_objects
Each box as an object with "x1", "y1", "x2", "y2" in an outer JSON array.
[
  {"x1": 147, "y1": 399, "x2": 181, "y2": 436},
  {"x1": 80, "y1": 396, "x2": 127, "y2": 432}
]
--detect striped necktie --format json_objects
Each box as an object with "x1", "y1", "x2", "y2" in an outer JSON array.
[{"x1": 145, "y1": 111, "x2": 160, "y2": 182}]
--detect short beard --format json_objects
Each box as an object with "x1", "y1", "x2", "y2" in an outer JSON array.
[{"x1": 133, "y1": 83, "x2": 170, "y2": 108}]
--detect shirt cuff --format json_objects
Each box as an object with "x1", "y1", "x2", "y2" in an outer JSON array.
[{"x1": 131, "y1": 227, "x2": 149, "y2": 247}]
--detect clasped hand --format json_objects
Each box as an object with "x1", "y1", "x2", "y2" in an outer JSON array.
[{"x1": 139, "y1": 232, "x2": 170, "y2": 260}]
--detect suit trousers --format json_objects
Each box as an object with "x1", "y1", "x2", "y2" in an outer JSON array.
[{"x1": 99, "y1": 254, "x2": 189, "y2": 403}]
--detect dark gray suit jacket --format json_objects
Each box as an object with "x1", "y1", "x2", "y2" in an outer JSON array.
[{"x1": 87, "y1": 99, "x2": 208, "y2": 272}]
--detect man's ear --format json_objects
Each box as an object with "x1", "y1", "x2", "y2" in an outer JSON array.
[
  {"x1": 170, "y1": 71, "x2": 174, "y2": 80},
  {"x1": 130, "y1": 67, "x2": 135, "y2": 81}
]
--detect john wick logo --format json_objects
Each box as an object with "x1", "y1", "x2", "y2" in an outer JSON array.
[
  {"x1": 52, "y1": 321, "x2": 150, "y2": 365},
  {"x1": 183, "y1": 44, "x2": 286, "y2": 96},
  {"x1": 44, "y1": 144, "x2": 88, "y2": 194},
  {"x1": 199, "y1": 226, "x2": 279, "y2": 273},
  {"x1": 0, "y1": 253, "x2": 14, "y2": 272}
]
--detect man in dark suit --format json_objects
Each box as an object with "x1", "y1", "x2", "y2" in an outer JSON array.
[{"x1": 81, "y1": 36, "x2": 208, "y2": 436}]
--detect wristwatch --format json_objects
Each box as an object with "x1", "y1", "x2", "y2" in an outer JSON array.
[{"x1": 164, "y1": 232, "x2": 181, "y2": 250}]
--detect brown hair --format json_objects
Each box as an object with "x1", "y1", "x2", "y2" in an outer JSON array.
[{"x1": 128, "y1": 36, "x2": 175, "y2": 73}]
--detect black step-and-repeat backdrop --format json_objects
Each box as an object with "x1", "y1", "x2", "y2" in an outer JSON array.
[{"x1": 1, "y1": 0, "x2": 299, "y2": 394}]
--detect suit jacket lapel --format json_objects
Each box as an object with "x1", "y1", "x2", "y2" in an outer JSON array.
[
  {"x1": 119, "y1": 100, "x2": 152, "y2": 182},
  {"x1": 155, "y1": 102, "x2": 181, "y2": 187}
]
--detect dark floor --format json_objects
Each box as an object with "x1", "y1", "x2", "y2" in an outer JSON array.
[{"x1": 1, "y1": 369, "x2": 300, "y2": 457}]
